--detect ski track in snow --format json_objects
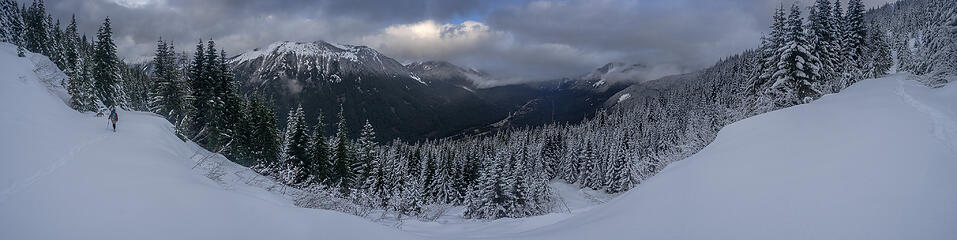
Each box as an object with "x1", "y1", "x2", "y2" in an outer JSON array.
[
  {"x1": 895, "y1": 78, "x2": 957, "y2": 153},
  {"x1": 0, "y1": 133, "x2": 110, "y2": 205}
]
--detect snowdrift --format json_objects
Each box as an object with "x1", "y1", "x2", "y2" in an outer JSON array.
[
  {"x1": 0, "y1": 43, "x2": 421, "y2": 240},
  {"x1": 514, "y1": 74, "x2": 957, "y2": 239}
]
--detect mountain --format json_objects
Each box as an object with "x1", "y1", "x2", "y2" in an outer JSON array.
[
  {"x1": 229, "y1": 43, "x2": 624, "y2": 140},
  {"x1": 229, "y1": 41, "x2": 505, "y2": 140}
]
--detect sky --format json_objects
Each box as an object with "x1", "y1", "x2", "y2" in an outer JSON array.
[{"x1": 35, "y1": 0, "x2": 896, "y2": 82}]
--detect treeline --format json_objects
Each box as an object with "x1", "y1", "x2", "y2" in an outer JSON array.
[{"x1": 0, "y1": 0, "x2": 152, "y2": 112}]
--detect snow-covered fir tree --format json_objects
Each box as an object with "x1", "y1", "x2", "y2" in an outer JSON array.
[
  {"x1": 283, "y1": 104, "x2": 311, "y2": 185},
  {"x1": 331, "y1": 106, "x2": 355, "y2": 193},
  {"x1": 92, "y1": 17, "x2": 120, "y2": 108},
  {"x1": 770, "y1": 4, "x2": 821, "y2": 106},
  {"x1": 0, "y1": 0, "x2": 23, "y2": 45}
]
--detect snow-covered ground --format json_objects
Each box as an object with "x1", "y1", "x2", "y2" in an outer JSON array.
[
  {"x1": 507, "y1": 73, "x2": 957, "y2": 240},
  {"x1": 0, "y1": 43, "x2": 423, "y2": 240},
  {"x1": 2, "y1": 40, "x2": 955, "y2": 239}
]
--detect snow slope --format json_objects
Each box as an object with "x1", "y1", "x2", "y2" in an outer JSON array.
[
  {"x1": 0, "y1": 43, "x2": 421, "y2": 240},
  {"x1": 3, "y1": 38, "x2": 956, "y2": 239},
  {"x1": 508, "y1": 74, "x2": 957, "y2": 239}
]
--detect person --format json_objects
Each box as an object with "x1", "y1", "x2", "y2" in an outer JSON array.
[{"x1": 108, "y1": 107, "x2": 119, "y2": 132}]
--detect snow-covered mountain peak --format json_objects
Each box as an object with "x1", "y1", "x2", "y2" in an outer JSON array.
[
  {"x1": 229, "y1": 40, "x2": 416, "y2": 86},
  {"x1": 230, "y1": 40, "x2": 365, "y2": 65}
]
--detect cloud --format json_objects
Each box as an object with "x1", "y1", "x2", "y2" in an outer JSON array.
[
  {"x1": 361, "y1": 20, "x2": 499, "y2": 61},
  {"x1": 36, "y1": 0, "x2": 898, "y2": 83}
]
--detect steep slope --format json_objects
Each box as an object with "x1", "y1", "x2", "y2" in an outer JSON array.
[
  {"x1": 230, "y1": 41, "x2": 488, "y2": 140},
  {"x1": 511, "y1": 74, "x2": 957, "y2": 239},
  {"x1": 0, "y1": 43, "x2": 421, "y2": 240}
]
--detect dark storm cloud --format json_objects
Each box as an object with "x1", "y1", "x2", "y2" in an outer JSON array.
[{"x1": 31, "y1": 0, "x2": 896, "y2": 82}]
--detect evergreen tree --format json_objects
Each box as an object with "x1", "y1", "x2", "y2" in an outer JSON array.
[
  {"x1": 770, "y1": 4, "x2": 821, "y2": 106},
  {"x1": 308, "y1": 112, "x2": 332, "y2": 184},
  {"x1": 432, "y1": 150, "x2": 458, "y2": 204},
  {"x1": 218, "y1": 50, "x2": 243, "y2": 156},
  {"x1": 606, "y1": 133, "x2": 638, "y2": 193},
  {"x1": 578, "y1": 142, "x2": 602, "y2": 189},
  {"x1": 539, "y1": 133, "x2": 564, "y2": 179},
  {"x1": 202, "y1": 40, "x2": 227, "y2": 148},
  {"x1": 355, "y1": 120, "x2": 378, "y2": 188},
  {"x1": 466, "y1": 152, "x2": 508, "y2": 219},
  {"x1": 250, "y1": 95, "x2": 281, "y2": 174},
  {"x1": 63, "y1": 16, "x2": 78, "y2": 76},
  {"x1": 830, "y1": 0, "x2": 848, "y2": 85},
  {"x1": 66, "y1": 56, "x2": 96, "y2": 112},
  {"x1": 755, "y1": 5, "x2": 787, "y2": 94},
  {"x1": 187, "y1": 40, "x2": 211, "y2": 141},
  {"x1": 843, "y1": 0, "x2": 867, "y2": 85},
  {"x1": 865, "y1": 22, "x2": 892, "y2": 78},
  {"x1": 809, "y1": 0, "x2": 840, "y2": 91},
  {"x1": 149, "y1": 39, "x2": 186, "y2": 121},
  {"x1": 0, "y1": 0, "x2": 23, "y2": 45},
  {"x1": 92, "y1": 17, "x2": 120, "y2": 108},
  {"x1": 23, "y1": 0, "x2": 46, "y2": 55},
  {"x1": 283, "y1": 104, "x2": 311, "y2": 184},
  {"x1": 331, "y1": 106, "x2": 354, "y2": 193}
]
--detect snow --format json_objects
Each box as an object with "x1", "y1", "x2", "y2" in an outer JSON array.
[
  {"x1": 0, "y1": 44, "x2": 422, "y2": 240},
  {"x1": 511, "y1": 73, "x2": 957, "y2": 239},
  {"x1": 2, "y1": 39, "x2": 955, "y2": 239},
  {"x1": 409, "y1": 73, "x2": 427, "y2": 85},
  {"x1": 617, "y1": 93, "x2": 631, "y2": 103},
  {"x1": 229, "y1": 41, "x2": 360, "y2": 65}
]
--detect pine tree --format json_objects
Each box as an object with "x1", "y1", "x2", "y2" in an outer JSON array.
[
  {"x1": 432, "y1": 150, "x2": 458, "y2": 204},
  {"x1": 466, "y1": 152, "x2": 508, "y2": 219},
  {"x1": 250, "y1": 95, "x2": 281, "y2": 174},
  {"x1": 809, "y1": 0, "x2": 840, "y2": 91},
  {"x1": 187, "y1": 40, "x2": 210, "y2": 141},
  {"x1": 865, "y1": 22, "x2": 892, "y2": 78},
  {"x1": 576, "y1": 142, "x2": 595, "y2": 189},
  {"x1": 843, "y1": 0, "x2": 867, "y2": 85},
  {"x1": 218, "y1": 50, "x2": 243, "y2": 157},
  {"x1": 308, "y1": 112, "x2": 331, "y2": 184},
  {"x1": 770, "y1": 4, "x2": 821, "y2": 106},
  {"x1": 355, "y1": 120, "x2": 378, "y2": 188},
  {"x1": 0, "y1": 0, "x2": 24, "y2": 45},
  {"x1": 66, "y1": 58, "x2": 96, "y2": 112},
  {"x1": 63, "y1": 16, "x2": 79, "y2": 77},
  {"x1": 92, "y1": 17, "x2": 120, "y2": 108},
  {"x1": 23, "y1": 0, "x2": 46, "y2": 55},
  {"x1": 331, "y1": 106, "x2": 354, "y2": 193},
  {"x1": 283, "y1": 104, "x2": 311, "y2": 184},
  {"x1": 830, "y1": 0, "x2": 848, "y2": 87},
  {"x1": 202, "y1": 40, "x2": 227, "y2": 149},
  {"x1": 606, "y1": 133, "x2": 638, "y2": 193},
  {"x1": 149, "y1": 39, "x2": 186, "y2": 121},
  {"x1": 755, "y1": 5, "x2": 787, "y2": 94},
  {"x1": 539, "y1": 133, "x2": 564, "y2": 179}
]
